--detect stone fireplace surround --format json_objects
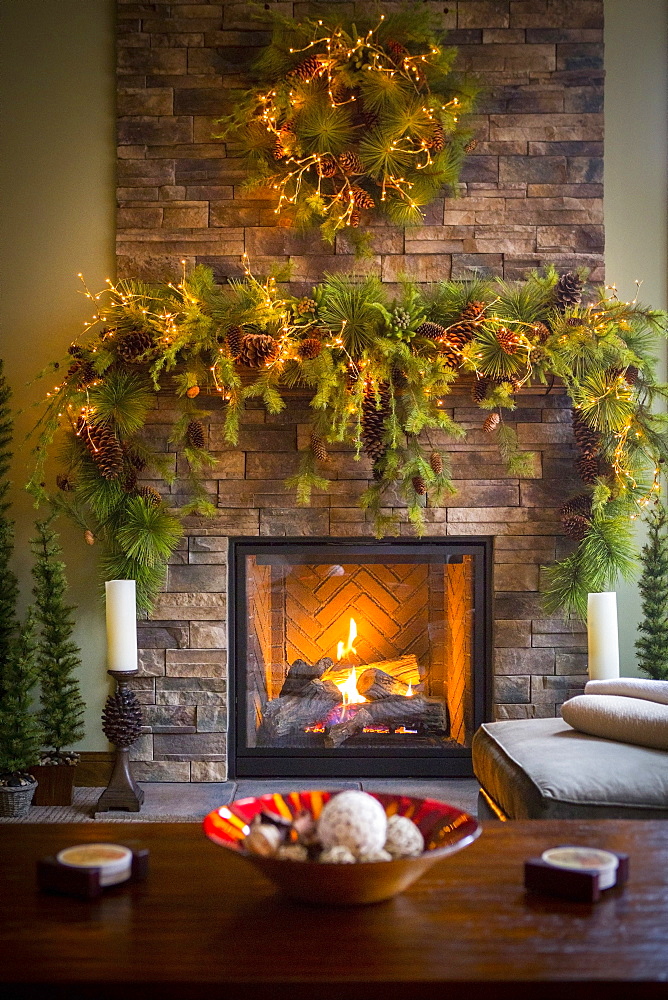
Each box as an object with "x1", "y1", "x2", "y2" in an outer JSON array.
[
  {"x1": 117, "y1": 0, "x2": 602, "y2": 780},
  {"x1": 130, "y1": 385, "x2": 588, "y2": 781}
]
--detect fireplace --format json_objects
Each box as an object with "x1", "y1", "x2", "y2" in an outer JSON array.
[{"x1": 229, "y1": 538, "x2": 492, "y2": 777}]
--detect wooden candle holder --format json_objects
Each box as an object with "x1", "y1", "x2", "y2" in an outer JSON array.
[{"x1": 37, "y1": 846, "x2": 149, "y2": 900}]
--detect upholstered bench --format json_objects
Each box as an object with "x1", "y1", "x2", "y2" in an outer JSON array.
[{"x1": 472, "y1": 717, "x2": 668, "y2": 820}]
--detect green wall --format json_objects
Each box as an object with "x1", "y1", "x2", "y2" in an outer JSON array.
[
  {"x1": 0, "y1": 1, "x2": 666, "y2": 750},
  {"x1": 0, "y1": 0, "x2": 116, "y2": 749}
]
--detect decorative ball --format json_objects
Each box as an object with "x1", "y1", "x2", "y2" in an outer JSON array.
[
  {"x1": 186, "y1": 386, "x2": 200, "y2": 398},
  {"x1": 358, "y1": 848, "x2": 393, "y2": 863},
  {"x1": 317, "y1": 790, "x2": 387, "y2": 858},
  {"x1": 84, "y1": 530, "x2": 95, "y2": 545},
  {"x1": 276, "y1": 844, "x2": 308, "y2": 862},
  {"x1": 384, "y1": 814, "x2": 425, "y2": 858},
  {"x1": 319, "y1": 845, "x2": 356, "y2": 864},
  {"x1": 244, "y1": 824, "x2": 282, "y2": 857}
]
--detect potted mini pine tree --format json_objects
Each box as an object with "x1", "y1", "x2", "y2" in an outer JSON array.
[
  {"x1": 30, "y1": 516, "x2": 85, "y2": 804},
  {"x1": 635, "y1": 502, "x2": 668, "y2": 680},
  {"x1": 0, "y1": 612, "x2": 42, "y2": 816}
]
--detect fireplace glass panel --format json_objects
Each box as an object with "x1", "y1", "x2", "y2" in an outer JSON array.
[{"x1": 241, "y1": 550, "x2": 478, "y2": 753}]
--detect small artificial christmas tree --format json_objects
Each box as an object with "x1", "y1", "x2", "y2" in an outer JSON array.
[
  {"x1": 0, "y1": 359, "x2": 19, "y2": 685},
  {"x1": 0, "y1": 610, "x2": 42, "y2": 786},
  {"x1": 31, "y1": 516, "x2": 85, "y2": 759},
  {"x1": 635, "y1": 502, "x2": 668, "y2": 680}
]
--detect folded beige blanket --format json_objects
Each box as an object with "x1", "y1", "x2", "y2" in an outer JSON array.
[
  {"x1": 561, "y1": 694, "x2": 668, "y2": 751},
  {"x1": 585, "y1": 677, "x2": 668, "y2": 705}
]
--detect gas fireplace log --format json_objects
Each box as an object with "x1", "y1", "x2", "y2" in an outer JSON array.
[
  {"x1": 356, "y1": 667, "x2": 409, "y2": 701},
  {"x1": 365, "y1": 695, "x2": 447, "y2": 731},
  {"x1": 324, "y1": 654, "x2": 419, "y2": 689},
  {"x1": 279, "y1": 656, "x2": 333, "y2": 697},
  {"x1": 258, "y1": 679, "x2": 341, "y2": 742},
  {"x1": 324, "y1": 707, "x2": 373, "y2": 749}
]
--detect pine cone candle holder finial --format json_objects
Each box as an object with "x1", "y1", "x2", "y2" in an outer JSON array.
[
  {"x1": 101, "y1": 687, "x2": 143, "y2": 748},
  {"x1": 96, "y1": 672, "x2": 145, "y2": 814}
]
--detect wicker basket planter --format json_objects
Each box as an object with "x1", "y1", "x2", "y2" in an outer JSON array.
[
  {"x1": 0, "y1": 779, "x2": 38, "y2": 818},
  {"x1": 31, "y1": 763, "x2": 77, "y2": 806}
]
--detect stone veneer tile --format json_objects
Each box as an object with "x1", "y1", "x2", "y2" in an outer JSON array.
[{"x1": 190, "y1": 761, "x2": 228, "y2": 781}]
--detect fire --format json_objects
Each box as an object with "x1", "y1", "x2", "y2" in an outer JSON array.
[
  {"x1": 334, "y1": 617, "x2": 366, "y2": 706},
  {"x1": 336, "y1": 617, "x2": 357, "y2": 661},
  {"x1": 406, "y1": 682, "x2": 414, "y2": 697}
]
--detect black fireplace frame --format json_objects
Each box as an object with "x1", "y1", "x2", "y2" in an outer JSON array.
[{"x1": 228, "y1": 536, "x2": 493, "y2": 778}]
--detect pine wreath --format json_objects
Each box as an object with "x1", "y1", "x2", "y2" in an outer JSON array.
[{"x1": 217, "y1": 5, "x2": 478, "y2": 244}]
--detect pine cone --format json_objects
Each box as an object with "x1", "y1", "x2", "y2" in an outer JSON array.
[
  {"x1": 566, "y1": 317, "x2": 583, "y2": 327},
  {"x1": 123, "y1": 469, "x2": 138, "y2": 492},
  {"x1": 533, "y1": 321, "x2": 551, "y2": 343},
  {"x1": 126, "y1": 451, "x2": 147, "y2": 473},
  {"x1": 577, "y1": 453, "x2": 600, "y2": 485},
  {"x1": 68, "y1": 360, "x2": 97, "y2": 389},
  {"x1": 351, "y1": 185, "x2": 375, "y2": 209},
  {"x1": 137, "y1": 485, "x2": 162, "y2": 507},
  {"x1": 560, "y1": 494, "x2": 593, "y2": 518},
  {"x1": 84, "y1": 529, "x2": 95, "y2": 546},
  {"x1": 226, "y1": 325, "x2": 243, "y2": 358},
  {"x1": 386, "y1": 39, "x2": 409, "y2": 64},
  {"x1": 483, "y1": 412, "x2": 500, "y2": 434},
  {"x1": 555, "y1": 271, "x2": 583, "y2": 311},
  {"x1": 571, "y1": 408, "x2": 600, "y2": 459},
  {"x1": 239, "y1": 333, "x2": 279, "y2": 368},
  {"x1": 311, "y1": 432, "x2": 328, "y2": 463},
  {"x1": 562, "y1": 513, "x2": 591, "y2": 542},
  {"x1": 187, "y1": 419, "x2": 206, "y2": 449},
  {"x1": 116, "y1": 328, "x2": 153, "y2": 363},
  {"x1": 625, "y1": 365, "x2": 639, "y2": 385},
  {"x1": 496, "y1": 327, "x2": 522, "y2": 355},
  {"x1": 412, "y1": 475, "x2": 427, "y2": 496},
  {"x1": 415, "y1": 321, "x2": 447, "y2": 341},
  {"x1": 463, "y1": 138, "x2": 478, "y2": 154},
  {"x1": 449, "y1": 301, "x2": 487, "y2": 346},
  {"x1": 354, "y1": 108, "x2": 378, "y2": 129},
  {"x1": 471, "y1": 378, "x2": 491, "y2": 404},
  {"x1": 361, "y1": 381, "x2": 391, "y2": 462},
  {"x1": 350, "y1": 208, "x2": 361, "y2": 228},
  {"x1": 68, "y1": 344, "x2": 84, "y2": 358},
  {"x1": 430, "y1": 451, "x2": 443, "y2": 476},
  {"x1": 298, "y1": 338, "x2": 322, "y2": 361},
  {"x1": 56, "y1": 473, "x2": 75, "y2": 492},
  {"x1": 77, "y1": 417, "x2": 124, "y2": 480},
  {"x1": 101, "y1": 688, "x2": 143, "y2": 748},
  {"x1": 273, "y1": 138, "x2": 286, "y2": 160},
  {"x1": 317, "y1": 154, "x2": 338, "y2": 178},
  {"x1": 338, "y1": 150, "x2": 364, "y2": 175},
  {"x1": 426, "y1": 122, "x2": 445, "y2": 152},
  {"x1": 288, "y1": 55, "x2": 322, "y2": 82}
]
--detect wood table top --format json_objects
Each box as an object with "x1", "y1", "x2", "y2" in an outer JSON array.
[{"x1": 0, "y1": 819, "x2": 667, "y2": 999}]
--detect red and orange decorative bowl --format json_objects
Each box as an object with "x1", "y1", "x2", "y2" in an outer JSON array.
[{"x1": 203, "y1": 790, "x2": 481, "y2": 906}]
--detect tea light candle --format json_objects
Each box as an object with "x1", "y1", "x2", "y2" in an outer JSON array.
[
  {"x1": 57, "y1": 843, "x2": 133, "y2": 886},
  {"x1": 541, "y1": 846, "x2": 619, "y2": 890},
  {"x1": 105, "y1": 580, "x2": 138, "y2": 672},
  {"x1": 587, "y1": 592, "x2": 620, "y2": 680}
]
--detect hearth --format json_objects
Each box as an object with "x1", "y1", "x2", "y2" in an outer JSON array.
[{"x1": 229, "y1": 538, "x2": 492, "y2": 777}]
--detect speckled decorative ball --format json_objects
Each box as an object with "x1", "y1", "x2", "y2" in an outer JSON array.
[
  {"x1": 317, "y1": 790, "x2": 387, "y2": 858},
  {"x1": 384, "y1": 814, "x2": 425, "y2": 858},
  {"x1": 358, "y1": 848, "x2": 393, "y2": 863},
  {"x1": 277, "y1": 844, "x2": 308, "y2": 862},
  {"x1": 320, "y1": 845, "x2": 356, "y2": 864}
]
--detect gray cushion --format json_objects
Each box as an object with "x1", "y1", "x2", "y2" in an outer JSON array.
[{"x1": 472, "y1": 717, "x2": 668, "y2": 820}]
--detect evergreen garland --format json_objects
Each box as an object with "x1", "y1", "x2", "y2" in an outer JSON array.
[
  {"x1": 31, "y1": 516, "x2": 86, "y2": 756},
  {"x1": 28, "y1": 264, "x2": 668, "y2": 618},
  {"x1": 217, "y1": 3, "x2": 478, "y2": 249},
  {"x1": 635, "y1": 503, "x2": 668, "y2": 680}
]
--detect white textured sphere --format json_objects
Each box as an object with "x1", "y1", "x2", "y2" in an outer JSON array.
[
  {"x1": 384, "y1": 814, "x2": 425, "y2": 858},
  {"x1": 358, "y1": 848, "x2": 392, "y2": 863},
  {"x1": 317, "y1": 790, "x2": 387, "y2": 857},
  {"x1": 320, "y1": 845, "x2": 356, "y2": 864}
]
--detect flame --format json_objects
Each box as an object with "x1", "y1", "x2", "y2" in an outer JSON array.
[
  {"x1": 336, "y1": 617, "x2": 357, "y2": 661},
  {"x1": 406, "y1": 682, "x2": 414, "y2": 697},
  {"x1": 334, "y1": 617, "x2": 366, "y2": 706}
]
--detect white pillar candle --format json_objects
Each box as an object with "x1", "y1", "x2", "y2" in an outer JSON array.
[
  {"x1": 105, "y1": 580, "x2": 138, "y2": 672},
  {"x1": 587, "y1": 592, "x2": 620, "y2": 681}
]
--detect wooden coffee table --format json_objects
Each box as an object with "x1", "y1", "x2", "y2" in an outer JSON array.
[{"x1": 0, "y1": 820, "x2": 666, "y2": 998}]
